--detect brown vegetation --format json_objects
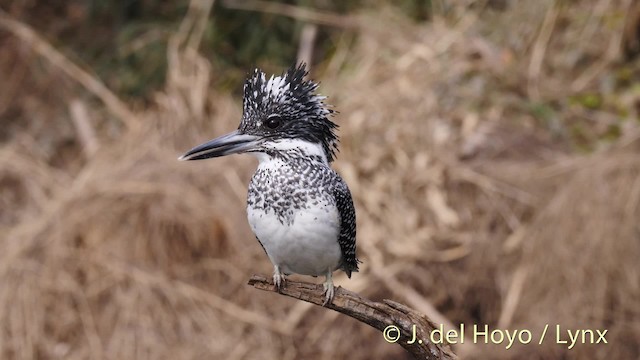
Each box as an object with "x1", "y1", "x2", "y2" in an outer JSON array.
[{"x1": 1, "y1": 1, "x2": 639, "y2": 359}]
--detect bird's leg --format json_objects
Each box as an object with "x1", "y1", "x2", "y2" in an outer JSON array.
[
  {"x1": 322, "y1": 271, "x2": 335, "y2": 306},
  {"x1": 273, "y1": 265, "x2": 286, "y2": 292}
]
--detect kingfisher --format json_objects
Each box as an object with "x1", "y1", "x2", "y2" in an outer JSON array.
[{"x1": 179, "y1": 64, "x2": 359, "y2": 305}]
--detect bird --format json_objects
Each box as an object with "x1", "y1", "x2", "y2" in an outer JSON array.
[{"x1": 179, "y1": 63, "x2": 359, "y2": 305}]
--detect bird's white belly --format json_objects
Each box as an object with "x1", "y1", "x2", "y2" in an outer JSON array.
[{"x1": 247, "y1": 200, "x2": 342, "y2": 276}]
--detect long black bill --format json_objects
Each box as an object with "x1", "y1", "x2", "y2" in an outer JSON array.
[{"x1": 178, "y1": 130, "x2": 260, "y2": 161}]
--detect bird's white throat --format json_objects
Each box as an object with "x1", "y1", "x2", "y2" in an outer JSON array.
[{"x1": 250, "y1": 138, "x2": 329, "y2": 164}]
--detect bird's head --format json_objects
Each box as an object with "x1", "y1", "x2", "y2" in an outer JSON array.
[{"x1": 179, "y1": 64, "x2": 338, "y2": 163}]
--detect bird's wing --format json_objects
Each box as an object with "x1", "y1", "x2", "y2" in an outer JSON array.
[{"x1": 332, "y1": 173, "x2": 360, "y2": 277}]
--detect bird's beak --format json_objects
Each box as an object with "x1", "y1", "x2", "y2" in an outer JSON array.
[{"x1": 178, "y1": 130, "x2": 260, "y2": 161}]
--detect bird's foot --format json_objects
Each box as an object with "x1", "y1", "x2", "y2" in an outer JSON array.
[
  {"x1": 322, "y1": 272, "x2": 334, "y2": 306},
  {"x1": 273, "y1": 266, "x2": 286, "y2": 292}
]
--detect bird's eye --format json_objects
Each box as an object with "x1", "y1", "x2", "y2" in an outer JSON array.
[{"x1": 265, "y1": 115, "x2": 282, "y2": 129}]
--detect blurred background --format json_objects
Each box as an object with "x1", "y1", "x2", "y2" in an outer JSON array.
[{"x1": 1, "y1": 0, "x2": 640, "y2": 359}]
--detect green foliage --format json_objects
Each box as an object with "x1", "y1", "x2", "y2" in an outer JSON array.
[
  {"x1": 393, "y1": 0, "x2": 433, "y2": 21},
  {"x1": 569, "y1": 93, "x2": 603, "y2": 110},
  {"x1": 46, "y1": 0, "x2": 435, "y2": 99},
  {"x1": 528, "y1": 101, "x2": 557, "y2": 124},
  {"x1": 60, "y1": 0, "x2": 365, "y2": 98}
]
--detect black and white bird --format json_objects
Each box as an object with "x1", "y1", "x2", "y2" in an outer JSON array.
[{"x1": 179, "y1": 64, "x2": 359, "y2": 305}]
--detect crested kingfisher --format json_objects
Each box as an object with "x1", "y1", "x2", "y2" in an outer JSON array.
[{"x1": 179, "y1": 64, "x2": 359, "y2": 305}]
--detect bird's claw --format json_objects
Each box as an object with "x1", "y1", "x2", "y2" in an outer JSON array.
[
  {"x1": 273, "y1": 268, "x2": 286, "y2": 292},
  {"x1": 322, "y1": 275, "x2": 335, "y2": 306},
  {"x1": 322, "y1": 284, "x2": 334, "y2": 306}
]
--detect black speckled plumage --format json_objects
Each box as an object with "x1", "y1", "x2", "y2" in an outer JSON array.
[
  {"x1": 241, "y1": 64, "x2": 339, "y2": 162},
  {"x1": 332, "y1": 179, "x2": 359, "y2": 277},
  {"x1": 180, "y1": 63, "x2": 359, "y2": 304},
  {"x1": 247, "y1": 151, "x2": 359, "y2": 276}
]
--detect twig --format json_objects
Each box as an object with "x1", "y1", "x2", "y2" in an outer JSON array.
[
  {"x1": 296, "y1": 23, "x2": 318, "y2": 67},
  {"x1": 165, "y1": 0, "x2": 214, "y2": 118},
  {"x1": 248, "y1": 274, "x2": 457, "y2": 360},
  {"x1": 497, "y1": 265, "x2": 529, "y2": 329},
  {"x1": 622, "y1": 0, "x2": 640, "y2": 58},
  {"x1": 0, "y1": 8, "x2": 138, "y2": 130},
  {"x1": 119, "y1": 29, "x2": 169, "y2": 57},
  {"x1": 69, "y1": 99, "x2": 99, "y2": 157},
  {"x1": 221, "y1": 0, "x2": 359, "y2": 29},
  {"x1": 570, "y1": 0, "x2": 629, "y2": 92},
  {"x1": 527, "y1": 1, "x2": 560, "y2": 101},
  {"x1": 452, "y1": 167, "x2": 537, "y2": 206}
]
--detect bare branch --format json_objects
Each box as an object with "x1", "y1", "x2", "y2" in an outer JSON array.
[
  {"x1": 221, "y1": 0, "x2": 359, "y2": 29},
  {"x1": 69, "y1": 99, "x2": 99, "y2": 157},
  {"x1": 527, "y1": 2, "x2": 560, "y2": 101},
  {"x1": 248, "y1": 275, "x2": 457, "y2": 360},
  {"x1": 297, "y1": 23, "x2": 318, "y2": 67}
]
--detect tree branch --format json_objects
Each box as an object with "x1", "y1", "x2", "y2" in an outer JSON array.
[
  {"x1": 221, "y1": 0, "x2": 359, "y2": 29},
  {"x1": 248, "y1": 274, "x2": 457, "y2": 360}
]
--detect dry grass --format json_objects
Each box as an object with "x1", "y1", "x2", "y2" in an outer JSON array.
[{"x1": 1, "y1": 1, "x2": 639, "y2": 359}]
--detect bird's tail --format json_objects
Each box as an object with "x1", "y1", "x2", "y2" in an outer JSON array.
[{"x1": 342, "y1": 258, "x2": 361, "y2": 278}]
